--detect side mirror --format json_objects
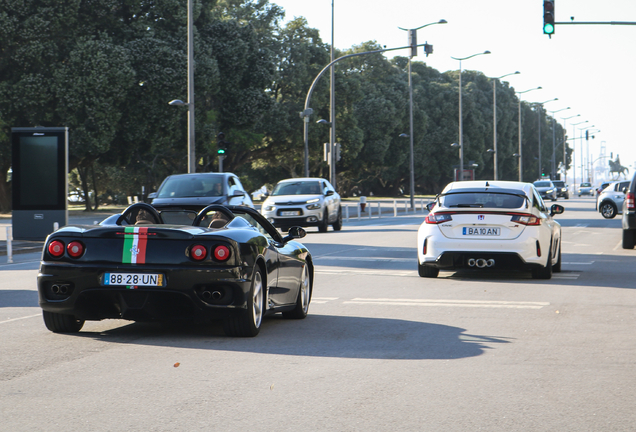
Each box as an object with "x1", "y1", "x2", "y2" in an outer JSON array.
[
  {"x1": 325, "y1": 190, "x2": 335, "y2": 196},
  {"x1": 148, "y1": 192, "x2": 157, "y2": 200},
  {"x1": 282, "y1": 226, "x2": 307, "y2": 242},
  {"x1": 426, "y1": 202, "x2": 436, "y2": 212},
  {"x1": 232, "y1": 191, "x2": 246, "y2": 198},
  {"x1": 550, "y1": 204, "x2": 564, "y2": 216},
  {"x1": 622, "y1": 187, "x2": 628, "y2": 194}
]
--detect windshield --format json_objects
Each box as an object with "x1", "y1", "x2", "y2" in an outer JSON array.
[
  {"x1": 272, "y1": 181, "x2": 322, "y2": 196},
  {"x1": 440, "y1": 192, "x2": 526, "y2": 209},
  {"x1": 533, "y1": 181, "x2": 552, "y2": 188},
  {"x1": 552, "y1": 181, "x2": 564, "y2": 187},
  {"x1": 580, "y1": 183, "x2": 592, "y2": 187},
  {"x1": 157, "y1": 175, "x2": 224, "y2": 198}
]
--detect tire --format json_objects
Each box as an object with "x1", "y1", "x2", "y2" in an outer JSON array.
[
  {"x1": 553, "y1": 241, "x2": 562, "y2": 273},
  {"x1": 283, "y1": 264, "x2": 312, "y2": 319},
  {"x1": 42, "y1": 310, "x2": 85, "y2": 333},
  {"x1": 418, "y1": 263, "x2": 439, "y2": 278},
  {"x1": 622, "y1": 229, "x2": 635, "y2": 249},
  {"x1": 600, "y1": 202, "x2": 617, "y2": 219},
  {"x1": 565, "y1": 194, "x2": 569, "y2": 200},
  {"x1": 532, "y1": 245, "x2": 552, "y2": 280},
  {"x1": 318, "y1": 211, "x2": 328, "y2": 232},
  {"x1": 223, "y1": 268, "x2": 264, "y2": 337},
  {"x1": 332, "y1": 207, "x2": 343, "y2": 231}
]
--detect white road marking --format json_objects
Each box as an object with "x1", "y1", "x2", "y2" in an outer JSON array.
[
  {"x1": 315, "y1": 256, "x2": 414, "y2": 262},
  {"x1": 311, "y1": 297, "x2": 339, "y2": 304},
  {"x1": 0, "y1": 314, "x2": 40, "y2": 325},
  {"x1": 315, "y1": 268, "x2": 415, "y2": 277},
  {"x1": 344, "y1": 298, "x2": 549, "y2": 309},
  {"x1": 562, "y1": 262, "x2": 594, "y2": 265}
]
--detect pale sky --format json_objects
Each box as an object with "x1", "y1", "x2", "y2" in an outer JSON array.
[{"x1": 272, "y1": 0, "x2": 636, "y2": 184}]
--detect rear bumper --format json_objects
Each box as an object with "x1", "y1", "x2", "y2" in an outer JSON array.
[{"x1": 424, "y1": 251, "x2": 542, "y2": 271}]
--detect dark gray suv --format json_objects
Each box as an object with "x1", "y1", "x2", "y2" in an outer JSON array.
[{"x1": 621, "y1": 174, "x2": 636, "y2": 248}]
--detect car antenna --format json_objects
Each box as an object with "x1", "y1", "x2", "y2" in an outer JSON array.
[{"x1": 485, "y1": 181, "x2": 490, "y2": 187}]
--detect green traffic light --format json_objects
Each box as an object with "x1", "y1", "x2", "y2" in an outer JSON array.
[
  {"x1": 543, "y1": 23, "x2": 555, "y2": 34},
  {"x1": 217, "y1": 149, "x2": 225, "y2": 154}
]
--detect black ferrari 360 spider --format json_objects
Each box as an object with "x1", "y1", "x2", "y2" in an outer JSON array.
[{"x1": 37, "y1": 203, "x2": 313, "y2": 337}]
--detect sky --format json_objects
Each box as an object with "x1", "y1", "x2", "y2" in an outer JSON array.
[{"x1": 271, "y1": 0, "x2": 636, "y2": 185}]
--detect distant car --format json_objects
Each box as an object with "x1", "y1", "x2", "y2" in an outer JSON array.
[
  {"x1": 417, "y1": 180, "x2": 564, "y2": 279},
  {"x1": 260, "y1": 178, "x2": 342, "y2": 232},
  {"x1": 597, "y1": 181, "x2": 630, "y2": 219},
  {"x1": 552, "y1": 180, "x2": 569, "y2": 199},
  {"x1": 578, "y1": 182, "x2": 594, "y2": 196},
  {"x1": 533, "y1": 180, "x2": 557, "y2": 201},
  {"x1": 37, "y1": 203, "x2": 313, "y2": 337},
  {"x1": 595, "y1": 181, "x2": 612, "y2": 210},
  {"x1": 149, "y1": 173, "x2": 254, "y2": 212}
]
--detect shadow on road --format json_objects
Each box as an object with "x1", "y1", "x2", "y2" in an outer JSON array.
[{"x1": 70, "y1": 314, "x2": 511, "y2": 360}]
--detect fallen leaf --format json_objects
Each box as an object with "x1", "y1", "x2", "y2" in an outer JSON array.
[
  {"x1": 270, "y1": 384, "x2": 274, "y2": 390},
  {"x1": 174, "y1": 362, "x2": 180, "y2": 367}
]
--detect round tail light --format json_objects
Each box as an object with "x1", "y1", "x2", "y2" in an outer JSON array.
[
  {"x1": 48, "y1": 240, "x2": 65, "y2": 258},
  {"x1": 67, "y1": 241, "x2": 85, "y2": 258},
  {"x1": 214, "y1": 245, "x2": 230, "y2": 261},
  {"x1": 190, "y1": 245, "x2": 207, "y2": 261}
]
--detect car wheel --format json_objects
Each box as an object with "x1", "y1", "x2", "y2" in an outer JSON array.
[
  {"x1": 418, "y1": 263, "x2": 439, "y2": 278},
  {"x1": 283, "y1": 264, "x2": 312, "y2": 319},
  {"x1": 565, "y1": 194, "x2": 569, "y2": 199},
  {"x1": 532, "y1": 246, "x2": 552, "y2": 280},
  {"x1": 553, "y1": 241, "x2": 562, "y2": 273},
  {"x1": 223, "y1": 267, "x2": 264, "y2": 337},
  {"x1": 600, "y1": 202, "x2": 617, "y2": 219},
  {"x1": 622, "y1": 229, "x2": 635, "y2": 249},
  {"x1": 332, "y1": 207, "x2": 343, "y2": 231},
  {"x1": 42, "y1": 310, "x2": 85, "y2": 333},
  {"x1": 318, "y1": 211, "x2": 329, "y2": 233}
]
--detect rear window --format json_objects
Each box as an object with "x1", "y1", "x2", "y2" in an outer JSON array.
[{"x1": 440, "y1": 193, "x2": 525, "y2": 209}]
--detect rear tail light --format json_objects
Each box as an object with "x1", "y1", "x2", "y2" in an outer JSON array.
[
  {"x1": 627, "y1": 192, "x2": 635, "y2": 210},
  {"x1": 422, "y1": 238, "x2": 427, "y2": 255},
  {"x1": 510, "y1": 214, "x2": 541, "y2": 226},
  {"x1": 48, "y1": 240, "x2": 65, "y2": 258},
  {"x1": 213, "y1": 245, "x2": 231, "y2": 261},
  {"x1": 536, "y1": 240, "x2": 542, "y2": 257},
  {"x1": 190, "y1": 245, "x2": 207, "y2": 261},
  {"x1": 66, "y1": 241, "x2": 85, "y2": 258},
  {"x1": 425, "y1": 213, "x2": 452, "y2": 224}
]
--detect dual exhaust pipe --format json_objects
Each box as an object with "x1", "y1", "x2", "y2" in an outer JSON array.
[
  {"x1": 467, "y1": 258, "x2": 495, "y2": 268},
  {"x1": 201, "y1": 290, "x2": 223, "y2": 301},
  {"x1": 51, "y1": 284, "x2": 70, "y2": 295}
]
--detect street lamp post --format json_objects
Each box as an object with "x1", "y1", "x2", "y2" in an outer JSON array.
[
  {"x1": 451, "y1": 50, "x2": 491, "y2": 181},
  {"x1": 488, "y1": 71, "x2": 520, "y2": 180},
  {"x1": 571, "y1": 120, "x2": 588, "y2": 185},
  {"x1": 547, "y1": 107, "x2": 570, "y2": 179},
  {"x1": 399, "y1": 20, "x2": 446, "y2": 208},
  {"x1": 329, "y1": 0, "x2": 335, "y2": 188},
  {"x1": 529, "y1": 98, "x2": 558, "y2": 179},
  {"x1": 560, "y1": 114, "x2": 580, "y2": 182},
  {"x1": 586, "y1": 128, "x2": 601, "y2": 183},
  {"x1": 578, "y1": 124, "x2": 595, "y2": 183},
  {"x1": 516, "y1": 87, "x2": 542, "y2": 182}
]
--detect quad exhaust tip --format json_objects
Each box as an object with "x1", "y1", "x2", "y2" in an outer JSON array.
[{"x1": 468, "y1": 258, "x2": 495, "y2": 268}]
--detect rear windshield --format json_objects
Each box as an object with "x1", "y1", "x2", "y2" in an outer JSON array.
[
  {"x1": 272, "y1": 181, "x2": 322, "y2": 196},
  {"x1": 533, "y1": 181, "x2": 552, "y2": 188},
  {"x1": 440, "y1": 192, "x2": 526, "y2": 209},
  {"x1": 157, "y1": 176, "x2": 224, "y2": 198}
]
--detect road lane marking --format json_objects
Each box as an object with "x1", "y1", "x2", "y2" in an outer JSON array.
[
  {"x1": 315, "y1": 256, "x2": 415, "y2": 262},
  {"x1": 562, "y1": 262, "x2": 594, "y2": 265},
  {"x1": 0, "y1": 314, "x2": 40, "y2": 325},
  {"x1": 344, "y1": 298, "x2": 549, "y2": 309},
  {"x1": 316, "y1": 268, "x2": 415, "y2": 277},
  {"x1": 311, "y1": 297, "x2": 339, "y2": 304}
]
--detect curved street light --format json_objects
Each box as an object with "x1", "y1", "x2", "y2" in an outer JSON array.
[
  {"x1": 451, "y1": 50, "x2": 491, "y2": 180},
  {"x1": 488, "y1": 71, "x2": 520, "y2": 180}
]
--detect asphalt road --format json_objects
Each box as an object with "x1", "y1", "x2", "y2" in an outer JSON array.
[{"x1": 2, "y1": 197, "x2": 635, "y2": 431}]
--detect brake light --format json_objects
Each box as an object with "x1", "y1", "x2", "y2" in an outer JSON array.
[
  {"x1": 422, "y1": 238, "x2": 427, "y2": 255},
  {"x1": 213, "y1": 245, "x2": 231, "y2": 261},
  {"x1": 627, "y1": 192, "x2": 635, "y2": 210},
  {"x1": 510, "y1": 214, "x2": 541, "y2": 226},
  {"x1": 536, "y1": 240, "x2": 542, "y2": 257},
  {"x1": 48, "y1": 240, "x2": 65, "y2": 257},
  {"x1": 67, "y1": 241, "x2": 85, "y2": 258},
  {"x1": 190, "y1": 245, "x2": 207, "y2": 261},
  {"x1": 425, "y1": 213, "x2": 452, "y2": 224}
]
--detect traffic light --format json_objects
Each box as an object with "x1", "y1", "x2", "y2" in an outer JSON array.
[
  {"x1": 543, "y1": 1, "x2": 555, "y2": 36},
  {"x1": 217, "y1": 132, "x2": 227, "y2": 155}
]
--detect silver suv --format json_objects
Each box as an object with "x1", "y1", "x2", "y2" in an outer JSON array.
[
  {"x1": 597, "y1": 180, "x2": 630, "y2": 219},
  {"x1": 261, "y1": 178, "x2": 342, "y2": 232}
]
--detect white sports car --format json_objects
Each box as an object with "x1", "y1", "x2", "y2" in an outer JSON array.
[{"x1": 417, "y1": 181, "x2": 564, "y2": 279}]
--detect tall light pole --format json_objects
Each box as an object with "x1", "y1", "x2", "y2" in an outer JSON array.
[
  {"x1": 329, "y1": 0, "x2": 335, "y2": 187},
  {"x1": 571, "y1": 120, "x2": 588, "y2": 185},
  {"x1": 529, "y1": 98, "x2": 558, "y2": 179},
  {"x1": 547, "y1": 107, "x2": 570, "y2": 179},
  {"x1": 560, "y1": 114, "x2": 580, "y2": 182},
  {"x1": 579, "y1": 124, "x2": 595, "y2": 183},
  {"x1": 516, "y1": 87, "x2": 542, "y2": 182},
  {"x1": 488, "y1": 71, "x2": 519, "y2": 180},
  {"x1": 586, "y1": 128, "x2": 601, "y2": 183},
  {"x1": 399, "y1": 20, "x2": 446, "y2": 207},
  {"x1": 187, "y1": 0, "x2": 195, "y2": 173},
  {"x1": 451, "y1": 50, "x2": 491, "y2": 181}
]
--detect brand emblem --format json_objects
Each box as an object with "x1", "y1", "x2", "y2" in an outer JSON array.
[
  {"x1": 478, "y1": 215, "x2": 485, "y2": 221},
  {"x1": 130, "y1": 246, "x2": 140, "y2": 256}
]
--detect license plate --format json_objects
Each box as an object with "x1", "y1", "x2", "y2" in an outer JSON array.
[
  {"x1": 103, "y1": 273, "x2": 164, "y2": 286},
  {"x1": 463, "y1": 227, "x2": 500, "y2": 236},
  {"x1": 281, "y1": 210, "x2": 300, "y2": 216}
]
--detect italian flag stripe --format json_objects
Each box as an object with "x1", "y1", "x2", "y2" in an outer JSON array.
[{"x1": 122, "y1": 226, "x2": 149, "y2": 264}]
